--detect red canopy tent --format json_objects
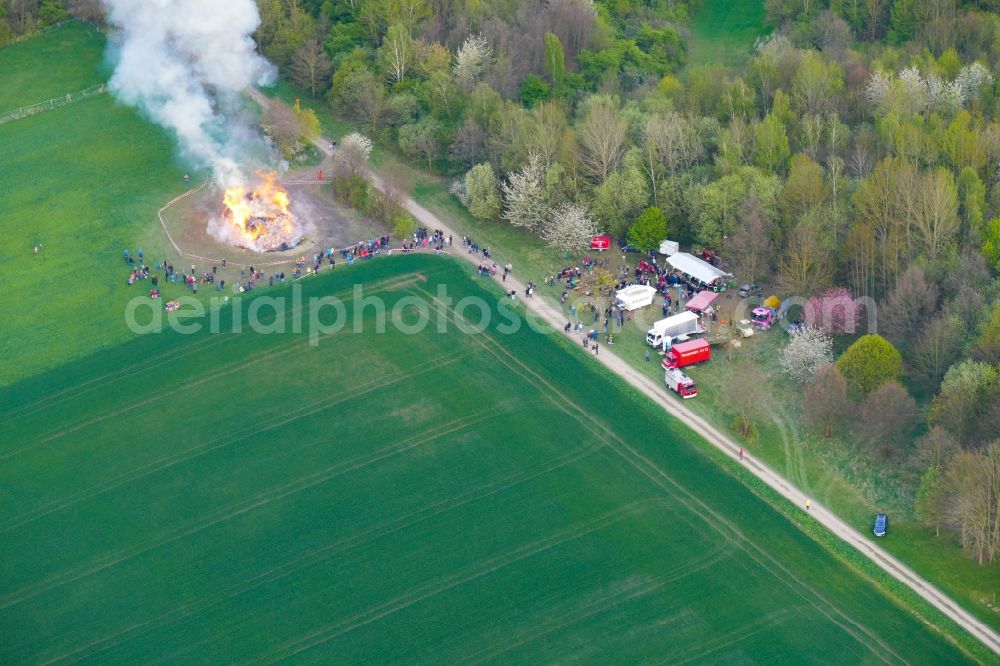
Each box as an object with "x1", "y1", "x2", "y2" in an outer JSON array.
[
  {"x1": 591, "y1": 234, "x2": 611, "y2": 250},
  {"x1": 684, "y1": 290, "x2": 720, "y2": 313}
]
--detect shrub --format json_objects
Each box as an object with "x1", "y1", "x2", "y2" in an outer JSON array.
[{"x1": 834, "y1": 334, "x2": 902, "y2": 400}]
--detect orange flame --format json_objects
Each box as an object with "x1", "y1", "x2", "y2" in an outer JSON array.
[{"x1": 220, "y1": 172, "x2": 297, "y2": 249}]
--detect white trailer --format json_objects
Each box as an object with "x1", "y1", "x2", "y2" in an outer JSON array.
[
  {"x1": 658, "y1": 239, "x2": 679, "y2": 256},
  {"x1": 645, "y1": 311, "x2": 704, "y2": 348},
  {"x1": 615, "y1": 284, "x2": 657, "y2": 311},
  {"x1": 664, "y1": 367, "x2": 698, "y2": 398}
]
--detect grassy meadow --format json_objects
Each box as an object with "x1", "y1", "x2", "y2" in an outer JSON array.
[
  {"x1": 0, "y1": 21, "x2": 107, "y2": 110},
  {"x1": 0, "y1": 255, "x2": 973, "y2": 663},
  {"x1": 0, "y1": 94, "x2": 189, "y2": 385},
  {"x1": 688, "y1": 0, "x2": 768, "y2": 67},
  {"x1": 0, "y1": 22, "x2": 197, "y2": 386}
]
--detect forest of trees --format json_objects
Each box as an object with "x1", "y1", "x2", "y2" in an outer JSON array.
[{"x1": 7, "y1": 0, "x2": 999, "y2": 563}]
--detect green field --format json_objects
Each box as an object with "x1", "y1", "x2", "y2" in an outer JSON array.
[
  {"x1": 0, "y1": 256, "x2": 971, "y2": 663},
  {"x1": 0, "y1": 22, "x2": 106, "y2": 110},
  {"x1": 0, "y1": 95, "x2": 189, "y2": 385},
  {"x1": 688, "y1": 0, "x2": 768, "y2": 67}
]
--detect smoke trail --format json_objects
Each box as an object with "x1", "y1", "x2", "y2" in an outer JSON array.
[{"x1": 101, "y1": 0, "x2": 276, "y2": 186}]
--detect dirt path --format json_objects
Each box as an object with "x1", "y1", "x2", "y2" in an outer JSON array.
[{"x1": 248, "y1": 88, "x2": 1000, "y2": 656}]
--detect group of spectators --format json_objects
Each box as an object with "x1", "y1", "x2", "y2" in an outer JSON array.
[{"x1": 461, "y1": 235, "x2": 490, "y2": 257}]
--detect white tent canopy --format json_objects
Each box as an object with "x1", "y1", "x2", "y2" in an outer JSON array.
[
  {"x1": 666, "y1": 252, "x2": 731, "y2": 285},
  {"x1": 615, "y1": 284, "x2": 657, "y2": 310}
]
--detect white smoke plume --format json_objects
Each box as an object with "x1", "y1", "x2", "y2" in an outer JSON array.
[{"x1": 101, "y1": 0, "x2": 276, "y2": 187}]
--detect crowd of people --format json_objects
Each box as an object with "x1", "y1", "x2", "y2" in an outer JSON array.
[
  {"x1": 120, "y1": 227, "x2": 715, "y2": 356},
  {"x1": 402, "y1": 228, "x2": 450, "y2": 253}
]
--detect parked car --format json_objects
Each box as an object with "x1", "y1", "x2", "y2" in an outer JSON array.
[
  {"x1": 874, "y1": 513, "x2": 888, "y2": 537},
  {"x1": 618, "y1": 240, "x2": 640, "y2": 253},
  {"x1": 738, "y1": 283, "x2": 760, "y2": 297}
]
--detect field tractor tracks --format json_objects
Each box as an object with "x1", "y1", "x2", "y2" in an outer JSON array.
[
  {"x1": 256, "y1": 503, "x2": 649, "y2": 664},
  {"x1": 0, "y1": 348, "x2": 474, "y2": 535},
  {"x1": 0, "y1": 404, "x2": 497, "y2": 611},
  {"x1": 43, "y1": 442, "x2": 603, "y2": 665}
]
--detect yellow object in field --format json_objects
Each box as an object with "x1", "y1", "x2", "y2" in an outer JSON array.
[{"x1": 763, "y1": 295, "x2": 781, "y2": 309}]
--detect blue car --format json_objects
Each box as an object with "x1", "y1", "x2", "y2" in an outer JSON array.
[{"x1": 874, "y1": 513, "x2": 888, "y2": 537}]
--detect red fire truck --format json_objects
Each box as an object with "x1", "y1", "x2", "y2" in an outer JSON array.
[
  {"x1": 664, "y1": 367, "x2": 698, "y2": 398},
  {"x1": 661, "y1": 338, "x2": 711, "y2": 370}
]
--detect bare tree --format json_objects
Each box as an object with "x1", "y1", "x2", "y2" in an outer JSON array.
[
  {"x1": 778, "y1": 222, "x2": 833, "y2": 295},
  {"x1": 261, "y1": 99, "x2": 303, "y2": 158},
  {"x1": 642, "y1": 112, "x2": 703, "y2": 205},
  {"x1": 449, "y1": 116, "x2": 486, "y2": 168},
  {"x1": 578, "y1": 95, "x2": 627, "y2": 182},
  {"x1": 547, "y1": 0, "x2": 597, "y2": 62},
  {"x1": 67, "y1": 0, "x2": 104, "y2": 22},
  {"x1": 291, "y1": 38, "x2": 332, "y2": 97},
  {"x1": 942, "y1": 445, "x2": 998, "y2": 565},
  {"x1": 856, "y1": 380, "x2": 919, "y2": 458},
  {"x1": 803, "y1": 364, "x2": 852, "y2": 437},
  {"x1": 914, "y1": 167, "x2": 960, "y2": 260},
  {"x1": 879, "y1": 265, "x2": 938, "y2": 351},
  {"x1": 721, "y1": 360, "x2": 771, "y2": 438},
  {"x1": 726, "y1": 196, "x2": 772, "y2": 287},
  {"x1": 912, "y1": 312, "x2": 963, "y2": 388},
  {"x1": 845, "y1": 223, "x2": 876, "y2": 300}
]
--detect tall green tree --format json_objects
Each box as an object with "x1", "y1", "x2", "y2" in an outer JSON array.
[
  {"x1": 781, "y1": 153, "x2": 828, "y2": 229},
  {"x1": 888, "y1": 0, "x2": 919, "y2": 44},
  {"x1": 753, "y1": 113, "x2": 790, "y2": 173},
  {"x1": 980, "y1": 218, "x2": 1000, "y2": 273},
  {"x1": 543, "y1": 32, "x2": 566, "y2": 88},
  {"x1": 377, "y1": 23, "x2": 414, "y2": 83},
  {"x1": 463, "y1": 163, "x2": 501, "y2": 220},
  {"x1": 915, "y1": 465, "x2": 944, "y2": 536},
  {"x1": 957, "y1": 167, "x2": 986, "y2": 244},
  {"x1": 592, "y1": 158, "x2": 649, "y2": 238},
  {"x1": 689, "y1": 167, "x2": 781, "y2": 247},
  {"x1": 792, "y1": 50, "x2": 844, "y2": 115},
  {"x1": 627, "y1": 207, "x2": 668, "y2": 252},
  {"x1": 929, "y1": 360, "x2": 999, "y2": 447}
]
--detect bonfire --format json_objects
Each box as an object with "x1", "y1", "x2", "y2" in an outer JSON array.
[{"x1": 219, "y1": 173, "x2": 301, "y2": 251}]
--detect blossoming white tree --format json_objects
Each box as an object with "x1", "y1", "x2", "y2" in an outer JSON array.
[
  {"x1": 334, "y1": 132, "x2": 373, "y2": 176},
  {"x1": 501, "y1": 153, "x2": 549, "y2": 232},
  {"x1": 453, "y1": 34, "x2": 491, "y2": 90},
  {"x1": 781, "y1": 326, "x2": 834, "y2": 384},
  {"x1": 542, "y1": 202, "x2": 597, "y2": 253}
]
